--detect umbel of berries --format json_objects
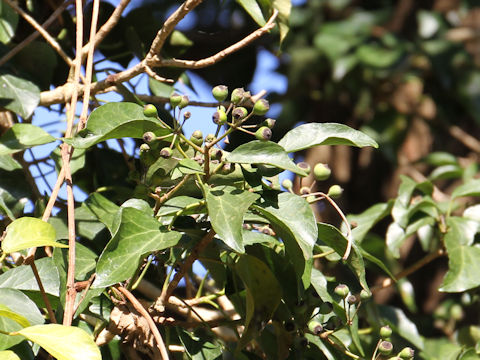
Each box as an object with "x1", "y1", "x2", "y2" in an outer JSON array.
[{"x1": 255, "y1": 126, "x2": 272, "y2": 141}]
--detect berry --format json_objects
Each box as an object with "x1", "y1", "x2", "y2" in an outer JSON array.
[
  {"x1": 190, "y1": 130, "x2": 203, "y2": 146},
  {"x1": 160, "y1": 147, "x2": 173, "y2": 158},
  {"x1": 379, "y1": 341, "x2": 393, "y2": 356},
  {"x1": 334, "y1": 284, "x2": 349, "y2": 298},
  {"x1": 296, "y1": 162, "x2": 311, "y2": 175},
  {"x1": 209, "y1": 148, "x2": 223, "y2": 161},
  {"x1": 313, "y1": 163, "x2": 331, "y2": 181},
  {"x1": 360, "y1": 289, "x2": 371, "y2": 300},
  {"x1": 308, "y1": 320, "x2": 323, "y2": 335},
  {"x1": 450, "y1": 304, "x2": 463, "y2": 320},
  {"x1": 170, "y1": 93, "x2": 182, "y2": 108},
  {"x1": 347, "y1": 295, "x2": 358, "y2": 305},
  {"x1": 255, "y1": 126, "x2": 272, "y2": 141},
  {"x1": 282, "y1": 179, "x2": 293, "y2": 190},
  {"x1": 143, "y1": 104, "x2": 158, "y2": 117},
  {"x1": 142, "y1": 131, "x2": 156, "y2": 143},
  {"x1": 262, "y1": 118, "x2": 276, "y2": 129},
  {"x1": 183, "y1": 111, "x2": 191, "y2": 120},
  {"x1": 232, "y1": 107, "x2": 248, "y2": 122},
  {"x1": 327, "y1": 184, "x2": 343, "y2": 199},
  {"x1": 380, "y1": 325, "x2": 392, "y2": 339},
  {"x1": 179, "y1": 95, "x2": 189, "y2": 109},
  {"x1": 398, "y1": 347, "x2": 414, "y2": 359},
  {"x1": 231, "y1": 87, "x2": 246, "y2": 104},
  {"x1": 139, "y1": 144, "x2": 155, "y2": 166},
  {"x1": 212, "y1": 85, "x2": 228, "y2": 102},
  {"x1": 253, "y1": 99, "x2": 270, "y2": 115},
  {"x1": 212, "y1": 109, "x2": 227, "y2": 125},
  {"x1": 205, "y1": 134, "x2": 216, "y2": 144},
  {"x1": 300, "y1": 186, "x2": 310, "y2": 195}
]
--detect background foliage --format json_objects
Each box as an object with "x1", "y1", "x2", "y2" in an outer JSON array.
[{"x1": 1, "y1": 0, "x2": 480, "y2": 359}]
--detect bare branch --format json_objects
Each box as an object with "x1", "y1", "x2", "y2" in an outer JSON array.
[
  {"x1": 153, "y1": 10, "x2": 278, "y2": 70},
  {"x1": 3, "y1": 0, "x2": 73, "y2": 66},
  {"x1": 147, "y1": 0, "x2": 204, "y2": 58},
  {"x1": 0, "y1": 0, "x2": 73, "y2": 67},
  {"x1": 144, "y1": 65, "x2": 175, "y2": 84}
]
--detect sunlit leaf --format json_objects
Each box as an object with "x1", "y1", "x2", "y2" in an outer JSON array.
[
  {"x1": 0, "y1": 304, "x2": 30, "y2": 328},
  {"x1": 1, "y1": 217, "x2": 66, "y2": 254},
  {"x1": 236, "y1": 0, "x2": 266, "y2": 27},
  {"x1": 0, "y1": 1, "x2": 18, "y2": 44},
  {"x1": 0, "y1": 350, "x2": 21, "y2": 360},
  {"x1": 0, "y1": 124, "x2": 55, "y2": 156},
  {"x1": 0, "y1": 74, "x2": 40, "y2": 118}
]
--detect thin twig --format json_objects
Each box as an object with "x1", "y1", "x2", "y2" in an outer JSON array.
[
  {"x1": 3, "y1": 0, "x2": 73, "y2": 66},
  {"x1": 158, "y1": 229, "x2": 216, "y2": 306},
  {"x1": 144, "y1": 65, "x2": 174, "y2": 84},
  {"x1": 0, "y1": 0, "x2": 73, "y2": 67},
  {"x1": 138, "y1": 95, "x2": 224, "y2": 108},
  {"x1": 154, "y1": 10, "x2": 278, "y2": 70},
  {"x1": 115, "y1": 286, "x2": 170, "y2": 360},
  {"x1": 26, "y1": 260, "x2": 57, "y2": 323}
]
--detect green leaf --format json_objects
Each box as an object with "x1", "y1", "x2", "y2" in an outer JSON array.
[
  {"x1": 93, "y1": 207, "x2": 182, "y2": 288},
  {"x1": 378, "y1": 305, "x2": 424, "y2": 350},
  {"x1": 236, "y1": 0, "x2": 266, "y2": 27},
  {"x1": 273, "y1": 0, "x2": 291, "y2": 43},
  {"x1": 83, "y1": 192, "x2": 120, "y2": 234},
  {"x1": 226, "y1": 141, "x2": 307, "y2": 176},
  {"x1": 0, "y1": 124, "x2": 55, "y2": 156},
  {"x1": 0, "y1": 155, "x2": 21, "y2": 171},
  {"x1": 421, "y1": 338, "x2": 463, "y2": 360},
  {"x1": 67, "y1": 102, "x2": 171, "y2": 148},
  {"x1": 157, "y1": 196, "x2": 204, "y2": 217},
  {"x1": 0, "y1": 288, "x2": 44, "y2": 350},
  {"x1": 2, "y1": 217, "x2": 66, "y2": 253},
  {"x1": 0, "y1": 304, "x2": 29, "y2": 328},
  {"x1": 242, "y1": 229, "x2": 279, "y2": 246},
  {"x1": 316, "y1": 223, "x2": 369, "y2": 292},
  {"x1": 278, "y1": 123, "x2": 378, "y2": 153},
  {"x1": 440, "y1": 217, "x2": 480, "y2": 292},
  {"x1": 356, "y1": 43, "x2": 403, "y2": 68},
  {"x1": 310, "y1": 268, "x2": 333, "y2": 302},
  {"x1": 0, "y1": 258, "x2": 60, "y2": 296},
  {"x1": 348, "y1": 201, "x2": 392, "y2": 243},
  {"x1": 51, "y1": 147, "x2": 85, "y2": 175},
  {"x1": 171, "y1": 158, "x2": 204, "y2": 179},
  {"x1": 17, "y1": 324, "x2": 101, "y2": 360},
  {"x1": 203, "y1": 185, "x2": 259, "y2": 253},
  {"x1": 452, "y1": 179, "x2": 480, "y2": 199},
  {"x1": 177, "y1": 328, "x2": 223, "y2": 360},
  {"x1": 236, "y1": 254, "x2": 282, "y2": 346},
  {"x1": 0, "y1": 350, "x2": 21, "y2": 360},
  {"x1": 0, "y1": 74, "x2": 40, "y2": 118},
  {"x1": 0, "y1": 2, "x2": 18, "y2": 44}
]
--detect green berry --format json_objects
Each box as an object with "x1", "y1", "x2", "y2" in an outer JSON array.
[
  {"x1": 318, "y1": 302, "x2": 333, "y2": 314},
  {"x1": 327, "y1": 184, "x2": 343, "y2": 199},
  {"x1": 139, "y1": 144, "x2": 155, "y2": 166},
  {"x1": 192, "y1": 130, "x2": 203, "y2": 139},
  {"x1": 232, "y1": 107, "x2": 248, "y2": 122},
  {"x1": 262, "y1": 118, "x2": 276, "y2": 129},
  {"x1": 347, "y1": 295, "x2": 357, "y2": 305},
  {"x1": 308, "y1": 320, "x2": 323, "y2": 335},
  {"x1": 380, "y1": 325, "x2": 392, "y2": 339},
  {"x1": 212, "y1": 85, "x2": 228, "y2": 102},
  {"x1": 296, "y1": 162, "x2": 311, "y2": 175},
  {"x1": 143, "y1": 104, "x2": 158, "y2": 117},
  {"x1": 212, "y1": 109, "x2": 227, "y2": 125},
  {"x1": 205, "y1": 134, "x2": 216, "y2": 144},
  {"x1": 450, "y1": 304, "x2": 463, "y2": 320},
  {"x1": 160, "y1": 147, "x2": 173, "y2": 158},
  {"x1": 313, "y1": 163, "x2": 331, "y2": 181},
  {"x1": 379, "y1": 341, "x2": 393, "y2": 356},
  {"x1": 398, "y1": 347, "x2": 414, "y2": 359},
  {"x1": 231, "y1": 87, "x2": 245, "y2": 104},
  {"x1": 170, "y1": 93, "x2": 182, "y2": 108},
  {"x1": 179, "y1": 95, "x2": 189, "y2": 109},
  {"x1": 300, "y1": 186, "x2": 310, "y2": 195},
  {"x1": 209, "y1": 148, "x2": 223, "y2": 161},
  {"x1": 255, "y1": 126, "x2": 272, "y2": 141},
  {"x1": 334, "y1": 284, "x2": 349, "y2": 298},
  {"x1": 282, "y1": 179, "x2": 293, "y2": 190},
  {"x1": 190, "y1": 130, "x2": 203, "y2": 146},
  {"x1": 143, "y1": 131, "x2": 156, "y2": 143},
  {"x1": 253, "y1": 99, "x2": 270, "y2": 115},
  {"x1": 360, "y1": 289, "x2": 371, "y2": 300}
]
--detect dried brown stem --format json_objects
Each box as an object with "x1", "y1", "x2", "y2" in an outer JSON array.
[
  {"x1": 0, "y1": 0, "x2": 72, "y2": 67},
  {"x1": 158, "y1": 229, "x2": 216, "y2": 306},
  {"x1": 29, "y1": 261, "x2": 57, "y2": 323},
  {"x1": 3, "y1": 0, "x2": 73, "y2": 66},
  {"x1": 155, "y1": 10, "x2": 278, "y2": 70},
  {"x1": 115, "y1": 286, "x2": 170, "y2": 360}
]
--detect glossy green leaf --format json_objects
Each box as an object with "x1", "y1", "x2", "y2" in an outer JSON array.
[
  {"x1": 157, "y1": 196, "x2": 204, "y2": 217},
  {"x1": 0, "y1": 155, "x2": 21, "y2": 171},
  {"x1": 236, "y1": 0, "x2": 266, "y2": 27},
  {"x1": 0, "y1": 288, "x2": 44, "y2": 350},
  {"x1": 171, "y1": 158, "x2": 204, "y2": 179},
  {"x1": 278, "y1": 123, "x2": 378, "y2": 153},
  {"x1": 0, "y1": 195, "x2": 15, "y2": 220},
  {"x1": 378, "y1": 305, "x2": 424, "y2": 350},
  {"x1": 428, "y1": 164, "x2": 463, "y2": 181},
  {"x1": 242, "y1": 229, "x2": 279, "y2": 246},
  {"x1": 317, "y1": 223, "x2": 369, "y2": 292},
  {"x1": 0, "y1": 304, "x2": 29, "y2": 328},
  {"x1": 226, "y1": 141, "x2": 307, "y2": 176},
  {"x1": 67, "y1": 102, "x2": 171, "y2": 148},
  {"x1": 0, "y1": 74, "x2": 40, "y2": 118},
  {"x1": 17, "y1": 324, "x2": 101, "y2": 360},
  {"x1": 0, "y1": 350, "x2": 21, "y2": 360},
  {"x1": 440, "y1": 217, "x2": 480, "y2": 292},
  {"x1": 452, "y1": 179, "x2": 480, "y2": 199},
  {"x1": 93, "y1": 207, "x2": 182, "y2": 288},
  {"x1": 387, "y1": 217, "x2": 436, "y2": 258},
  {"x1": 83, "y1": 192, "x2": 120, "y2": 234},
  {"x1": 177, "y1": 328, "x2": 223, "y2": 360},
  {"x1": 392, "y1": 176, "x2": 433, "y2": 227},
  {"x1": 273, "y1": 0, "x2": 291, "y2": 43},
  {"x1": 2, "y1": 217, "x2": 66, "y2": 253},
  {"x1": 0, "y1": 1, "x2": 18, "y2": 44},
  {"x1": 356, "y1": 43, "x2": 403, "y2": 68},
  {"x1": 0, "y1": 124, "x2": 55, "y2": 156},
  {"x1": 203, "y1": 185, "x2": 259, "y2": 253},
  {"x1": 51, "y1": 147, "x2": 86, "y2": 175},
  {"x1": 310, "y1": 268, "x2": 333, "y2": 302},
  {"x1": 421, "y1": 338, "x2": 462, "y2": 360},
  {"x1": 348, "y1": 201, "x2": 392, "y2": 243},
  {"x1": 0, "y1": 258, "x2": 59, "y2": 295},
  {"x1": 236, "y1": 254, "x2": 282, "y2": 344}
]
